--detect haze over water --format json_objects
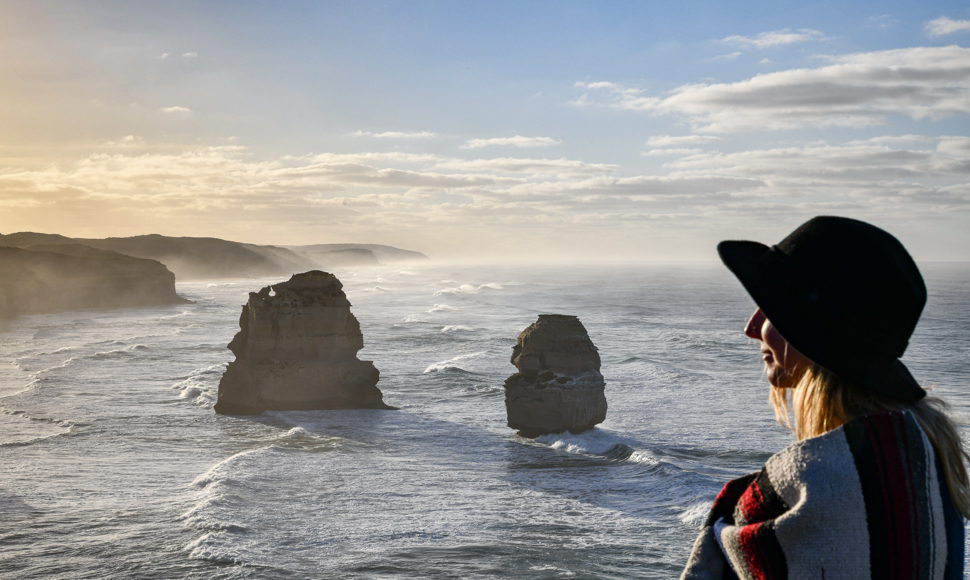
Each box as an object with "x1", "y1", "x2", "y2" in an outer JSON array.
[{"x1": 2, "y1": 262, "x2": 968, "y2": 579}]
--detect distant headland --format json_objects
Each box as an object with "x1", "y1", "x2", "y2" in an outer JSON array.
[
  {"x1": 0, "y1": 232, "x2": 427, "y2": 319},
  {"x1": 0, "y1": 232, "x2": 428, "y2": 281},
  {"x1": 0, "y1": 244, "x2": 189, "y2": 319}
]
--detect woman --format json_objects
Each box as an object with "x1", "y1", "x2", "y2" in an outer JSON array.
[{"x1": 681, "y1": 216, "x2": 968, "y2": 580}]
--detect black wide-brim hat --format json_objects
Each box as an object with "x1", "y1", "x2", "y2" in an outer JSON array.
[{"x1": 718, "y1": 216, "x2": 926, "y2": 403}]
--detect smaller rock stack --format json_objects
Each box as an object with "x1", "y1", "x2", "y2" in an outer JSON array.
[
  {"x1": 504, "y1": 314, "x2": 607, "y2": 437},
  {"x1": 214, "y1": 270, "x2": 393, "y2": 415}
]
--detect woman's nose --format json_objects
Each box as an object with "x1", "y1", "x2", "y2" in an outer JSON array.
[{"x1": 744, "y1": 308, "x2": 765, "y2": 339}]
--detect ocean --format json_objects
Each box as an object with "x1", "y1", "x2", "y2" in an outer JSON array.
[{"x1": 1, "y1": 262, "x2": 968, "y2": 579}]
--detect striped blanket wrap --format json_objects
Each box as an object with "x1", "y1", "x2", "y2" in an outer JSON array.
[{"x1": 681, "y1": 410, "x2": 965, "y2": 580}]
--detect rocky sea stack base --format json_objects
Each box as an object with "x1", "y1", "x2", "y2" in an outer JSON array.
[
  {"x1": 504, "y1": 314, "x2": 607, "y2": 437},
  {"x1": 214, "y1": 270, "x2": 393, "y2": 415}
]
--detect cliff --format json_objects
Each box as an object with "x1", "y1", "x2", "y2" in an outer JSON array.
[
  {"x1": 214, "y1": 270, "x2": 393, "y2": 415},
  {"x1": 289, "y1": 243, "x2": 428, "y2": 263},
  {"x1": 504, "y1": 314, "x2": 607, "y2": 437},
  {"x1": 0, "y1": 233, "x2": 424, "y2": 280},
  {"x1": 0, "y1": 245, "x2": 189, "y2": 319}
]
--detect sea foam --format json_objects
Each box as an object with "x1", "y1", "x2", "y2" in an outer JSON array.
[
  {"x1": 433, "y1": 283, "x2": 505, "y2": 296},
  {"x1": 535, "y1": 428, "x2": 628, "y2": 456},
  {"x1": 441, "y1": 325, "x2": 474, "y2": 333},
  {"x1": 423, "y1": 351, "x2": 489, "y2": 373}
]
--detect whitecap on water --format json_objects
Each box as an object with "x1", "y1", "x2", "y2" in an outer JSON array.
[
  {"x1": 427, "y1": 304, "x2": 458, "y2": 313},
  {"x1": 270, "y1": 426, "x2": 342, "y2": 451},
  {"x1": 171, "y1": 364, "x2": 224, "y2": 407},
  {"x1": 535, "y1": 428, "x2": 630, "y2": 456},
  {"x1": 679, "y1": 501, "x2": 712, "y2": 528},
  {"x1": 401, "y1": 314, "x2": 429, "y2": 324},
  {"x1": 441, "y1": 325, "x2": 474, "y2": 333},
  {"x1": 179, "y1": 386, "x2": 204, "y2": 399},
  {"x1": 184, "y1": 532, "x2": 243, "y2": 564},
  {"x1": 92, "y1": 344, "x2": 149, "y2": 359},
  {"x1": 433, "y1": 283, "x2": 505, "y2": 296},
  {"x1": 423, "y1": 351, "x2": 489, "y2": 373},
  {"x1": 157, "y1": 310, "x2": 193, "y2": 320},
  {"x1": 433, "y1": 284, "x2": 479, "y2": 296},
  {"x1": 190, "y1": 447, "x2": 268, "y2": 489},
  {"x1": 529, "y1": 564, "x2": 575, "y2": 576}
]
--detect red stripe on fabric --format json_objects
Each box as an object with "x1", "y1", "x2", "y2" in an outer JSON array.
[
  {"x1": 861, "y1": 417, "x2": 899, "y2": 576},
  {"x1": 713, "y1": 477, "x2": 750, "y2": 513},
  {"x1": 739, "y1": 481, "x2": 783, "y2": 524},
  {"x1": 739, "y1": 483, "x2": 760, "y2": 525},
  {"x1": 867, "y1": 413, "x2": 918, "y2": 578},
  {"x1": 736, "y1": 523, "x2": 776, "y2": 580},
  {"x1": 713, "y1": 481, "x2": 735, "y2": 506},
  {"x1": 889, "y1": 414, "x2": 924, "y2": 578}
]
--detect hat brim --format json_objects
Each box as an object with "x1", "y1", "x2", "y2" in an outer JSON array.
[{"x1": 717, "y1": 240, "x2": 925, "y2": 402}]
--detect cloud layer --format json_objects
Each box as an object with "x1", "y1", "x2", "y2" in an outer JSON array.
[
  {"x1": 925, "y1": 17, "x2": 970, "y2": 37},
  {"x1": 353, "y1": 130, "x2": 437, "y2": 138},
  {"x1": 1, "y1": 130, "x2": 967, "y2": 259},
  {"x1": 576, "y1": 46, "x2": 970, "y2": 132},
  {"x1": 460, "y1": 136, "x2": 560, "y2": 149},
  {"x1": 721, "y1": 28, "x2": 824, "y2": 49}
]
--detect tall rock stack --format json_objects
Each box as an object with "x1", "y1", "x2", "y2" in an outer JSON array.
[
  {"x1": 214, "y1": 270, "x2": 393, "y2": 415},
  {"x1": 504, "y1": 314, "x2": 607, "y2": 437}
]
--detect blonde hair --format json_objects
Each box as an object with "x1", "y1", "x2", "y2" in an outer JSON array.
[{"x1": 770, "y1": 364, "x2": 970, "y2": 518}]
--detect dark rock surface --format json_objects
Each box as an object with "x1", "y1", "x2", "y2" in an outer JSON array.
[
  {"x1": 214, "y1": 270, "x2": 393, "y2": 415},
  {"x1": 0, "y1": 244, "x2": 189, "y2": 319},
  {"x1": 504, "y1": 314, "x2": 607, "y2": 437},
  {"x1": 0, "y1": 232, "x2": 290, "y2": 280}
]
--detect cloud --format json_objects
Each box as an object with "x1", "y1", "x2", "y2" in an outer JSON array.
[
  {"x1": 710, "y1": 52, "x2": 742, "y2": 61},
  {"x1": 308, "y1": 151, "x2": 441, "y2": 164},
  {"x1": 575, "y1": 81, "x2": 619, "y2": 90},
  {"x1": 924, "y1": 17, "x2": 970, "y2": 37},
  {"x1": 2, "y1": 138, "x2": 967, "y2": 260},
  {"x1": 642, "y1": 148, "x2": 705, "y2": 156},
  {"x1": 104, "y1": 135, "x2": 144, "y2": 147},
  {"x1": 845, "y1": 135, "x2": 938, "y2": 146},
  {"x1": 577, "y1": 46, "x2": 970, "y2": 132},
  {"x1": 432, "y1": 157, "x2": 617, "y2": 176},
  {"x1": 647, "y1": 135, "x2": 724, "y2": 147},
  {"x1": 936, "y1": 137, "x2": 970, "y2": 156},
  {"x1": 460, "y1": 135, "x2": 560, "y2": 149},
  {"x1": 353, "y1": 130, "x2": 437, "y2": 138},
  {"x1": 160, "y1": 106, "x2": 191, "y2": 113},
  {"x1": 182, "y1": 52, "x2": 198, "y2": 58},
  {"x1": 663, "y1": 140, "x2": 970, "y2": 184},
  {"x1": 721, "y1": 28, "x2": 824, "y2": 49}
]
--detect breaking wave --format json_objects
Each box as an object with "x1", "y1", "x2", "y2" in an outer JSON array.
[
  {"x1": 423, "y1": 351, "x2": 489, "y2": 373},
  {"x1": 441, "y1": 325, "x2": 475, "y2": 333},
  {"x1": 433, "y1": 283, "x2": 505, "y2": 296}
]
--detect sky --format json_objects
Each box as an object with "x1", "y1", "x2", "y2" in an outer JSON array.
[{"x1": 1, "y1": 0, "x2": 969, "y2": 261}]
